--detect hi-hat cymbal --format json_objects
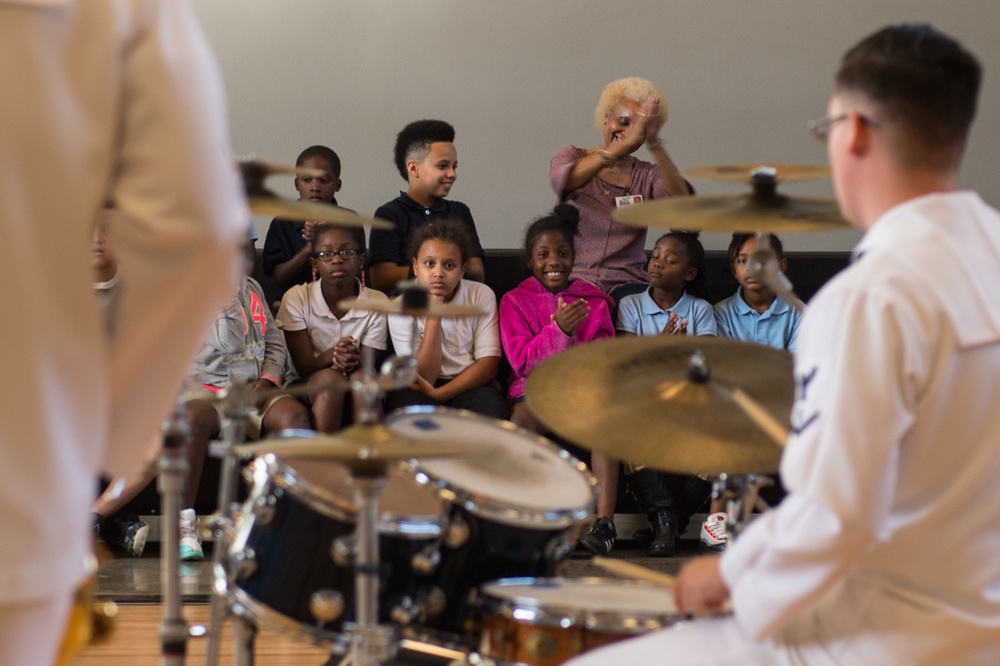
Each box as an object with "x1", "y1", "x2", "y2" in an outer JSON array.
[
  {"x1": 525, "y1": 336, "x2": 793, "y2": 475},
  {"x1": 234, "y1": 424, "x2": 473, "y2": 470},
  {"x1": 238, "y1": 158, "x2": 326, "y2": 180},
  {"x1": 614, "y1": 192, "x2": 847, "y2": 233},
  {"x1": 683, "y1": 163, "x2": 830, "y2": 183},
  {"x1": 338, "y1": 298, "x2": 484, "y2": 318}
]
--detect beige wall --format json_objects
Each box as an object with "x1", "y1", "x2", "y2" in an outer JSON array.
[{"x1": 193, "y1": 1, "x2": 1000, "y2": 252}]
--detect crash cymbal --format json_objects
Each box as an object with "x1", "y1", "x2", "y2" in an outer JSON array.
[
  {"x1": 615, "y1": 167, "x2": 848, "y2": 233},
  {"x1": 238, "y1": 157, "x2": 391, "y2": 229},
  {"x1": 338, "y1": 298, "x2": 484, "y2": 318},
  {"x1": 525, "y1": 336, "x2": 793, "y2": 475},
  {"x1": 248, "y1": 197, "x2": 391, "y2": 229},
  {"x1": 683, "y1": 163, "x2": 830, "y2": 183},
  {"x1": 234, "y1": 424, "x2": 473, "y2": 470}
]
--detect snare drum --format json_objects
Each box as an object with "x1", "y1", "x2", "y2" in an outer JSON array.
[
  {"x1": 385, "y1": 407, "x2": 597, "y2": 642},
  {"x1": 219, "y1": 453, "x2": 444, "y2": 646},
  {"x1": 478, "y1": 577, "x2": 682, "y2": 665}
]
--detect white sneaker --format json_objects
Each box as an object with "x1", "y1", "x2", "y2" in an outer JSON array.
[
  {"x1": 179, "y1": 508, "x2": 203, "y2": 561},
  {"x1": 699, "y1": 512, "x2": 728, "y2": 552}
]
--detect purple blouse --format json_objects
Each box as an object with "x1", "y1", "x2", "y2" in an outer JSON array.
[{"x1": 550, "y1": 145, "x2": 668, "y2": 292}]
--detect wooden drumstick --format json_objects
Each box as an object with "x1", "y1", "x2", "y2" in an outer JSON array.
[
  {"x1": 591, "y1": 556, "x2": 677, "y2": 588},
  {"x1": 731, "y1": 388, "x2": 789, "y2": 448}
]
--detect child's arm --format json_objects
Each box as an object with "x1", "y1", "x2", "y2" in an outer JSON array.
[
  {"x1": 370, "y1": 261, "x2": 410, "y2": 293},
  {"x1": 499, "y1": 294, "x2": 574, "y2": 381},
  {"x1": 268, "y1": 221, "x2": 317, "y2": 289},
  {"x1": 414, "y1": 317, "x2": 444, "y2": 383},
  {"x1": 413, "y1": 356, "x2": 499, "y2": 403}
]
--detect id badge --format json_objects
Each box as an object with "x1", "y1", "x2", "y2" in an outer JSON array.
[{"x1": 615, "y1": 195, "x2": 643, "y2": 209}]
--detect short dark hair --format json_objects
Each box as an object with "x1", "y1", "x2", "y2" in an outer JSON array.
[
  {"x1": 393, "y1": 120, "x2": 455, "y2": 181},
  {"x1": 406, "y1": 220, "x2": 472, "y2": 264},
  {"x1": 836, "y1": 24, "x2": 981, "y2": 165},
  {"x1": 654, "y1": 231, "x2": 707, "y2": 299},
  {"x1": 523, "y1": 204, "x2": 580, "y2": 257},
  {"x1": 295, "y1": 145, "x2": 342, "y2": 178},
  {"x1": 311, "y1": 223, "x2": 366, "y2": 254},
  {"x1": 728, "y1": 233, "x2": 784, "y2": 265}
]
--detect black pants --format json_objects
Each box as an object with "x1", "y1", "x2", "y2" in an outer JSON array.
[{"x1": 384, "y1": 380, "x2": 508, "y2": 421}]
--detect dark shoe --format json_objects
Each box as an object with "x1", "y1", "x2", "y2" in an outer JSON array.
[
  {"x1": 632, "y1": 526, "x2": 654, "y2": 548},
  {"x1": 647, "y1": 509, "x2": 678, "y2": 557},
  {"x1": 101, "y1": 513, "x2": 149, "y2": 557},
  {"x1": 578, "y1": 517, "x2": 616, "y2": 555}
]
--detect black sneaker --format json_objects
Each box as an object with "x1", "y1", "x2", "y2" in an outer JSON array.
[
  {"x1": 101, "y1": 513, "x2": 149, "y2": 557},
  {"x1": 578, "y1": 517, "x2": 616, "y2": 555}
]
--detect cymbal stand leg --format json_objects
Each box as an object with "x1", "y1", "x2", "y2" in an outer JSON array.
[
  {"x1": 347, "y1": 472, "x2": 397, "y2": 666},
  {"x1": 158, "y1": 410, "x2": 191, "y2": 665},
  {"x1": 232, "y1": 616, "x2": 257, "y2": 666},
  {"x1": 204, "y1": 391, "x2": 252, "y2": 666}
]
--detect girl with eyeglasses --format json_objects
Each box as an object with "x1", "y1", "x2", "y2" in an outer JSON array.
[{"x1": 276, "y1": 223, "x2": 389, "y2": 431}]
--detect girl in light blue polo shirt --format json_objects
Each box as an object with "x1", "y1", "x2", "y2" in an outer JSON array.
[{"x1": 615, "y1": 231, "x2": 715, "y2": 557}]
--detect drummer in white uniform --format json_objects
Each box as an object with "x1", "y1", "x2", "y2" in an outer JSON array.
[{"x1": 569, "y1": 22, "x2": 1000, "y2": 665}]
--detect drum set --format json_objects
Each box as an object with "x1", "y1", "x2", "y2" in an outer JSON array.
[{"x1": 74, "y1": 161, "x2": 842, "y2": 665}]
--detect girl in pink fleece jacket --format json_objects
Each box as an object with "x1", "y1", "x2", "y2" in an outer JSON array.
[{"x1": 499, "y1": 204, "x2": 615, "y2": 432}]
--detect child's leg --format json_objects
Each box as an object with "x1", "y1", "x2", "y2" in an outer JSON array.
[
  {"x1": 591, "y1": 452, "x2": 618, "y2": 520},
  {"x1": 183, "y1": 401, "x2": 219, "y2": 510},
  {"x1": 260, "y1": 394, "x2": 311, "y2": 435},
  {"x1": 510, "y1": 401, "x2": 543, "y2": 433},
  {"x1": 446, "y1": 383, "x2": 508, "y2": 420},
  {"x1": 307, "y1": 368, "x2": 348, "y2": 433}
]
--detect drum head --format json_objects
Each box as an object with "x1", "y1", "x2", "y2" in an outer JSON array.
[
  {"x1": 481, "y1": 577, "x2": 679, "y2": 629},
  {"x1": 257, "y1": 455, "x2": 443, "y2": 534},
  {"x1": 386, "y1": 408, "x2": 595, "y2": 526}
]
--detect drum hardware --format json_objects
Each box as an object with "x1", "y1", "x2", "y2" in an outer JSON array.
[
  {"x1": 239, "y1": 158, "x2": 390, "y2": 230},
  {"x1": 713, "y1": 472, "x2": 773, "y2": 540},
  {"x1": 158, "y1": 403, "x2": 194, "y2": 666},
  {"x1": 614, "y1": 165, "x2": 848, "y2": 233},
  {"x1": 748, "y1": 231, "x2": 807, "y2": 313},
  {"x1": 310, "y1": 589, "x2": 347, "y2": 627}
]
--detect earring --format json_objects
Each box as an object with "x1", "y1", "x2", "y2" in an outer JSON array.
[{"x1": 311, "y1": 268, "x2": 317, "y2": 282}]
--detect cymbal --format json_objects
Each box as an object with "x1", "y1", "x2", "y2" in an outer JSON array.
[
  {"x1": 683, "y1": 163, "x2": 830, "y2": 183},
  {"x1": 613, "y1": 192, "x2": 847, "y2": 233},
  {"x1": 234, "y1": 424, "x2": 473, "y2": 470},
  {"x1": 248, "y1": 197, "x2": 391, "y2": 230},
  {"x1": 238, "y1": 157, "x2": 391, "y2": 229},
  {"x1": 338, "y1": 298, "x2": 484, "y2": 318},
  {"x1": 525, "y1": 336, "x2": 793, "y2": 475}
]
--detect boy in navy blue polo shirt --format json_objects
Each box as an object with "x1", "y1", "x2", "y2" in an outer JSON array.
[{"x1": 368, "y1": 120, "x2": 486, "y2": 293}]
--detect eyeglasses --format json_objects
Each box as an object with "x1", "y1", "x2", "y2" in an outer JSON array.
[
  {"x1": 807, "y1": 113, "x2": 879, "y2": 143},
  {"x1": 312, "y1": 249, "x2": 359, "y2": 262}
]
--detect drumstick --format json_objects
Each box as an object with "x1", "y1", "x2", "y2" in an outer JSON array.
[
  {"x1": 591, "y1": 556, "x2": 676, "y2": 588},
  {"x1": 731, "y1": 388, "x2": 789, "y2": 447}
]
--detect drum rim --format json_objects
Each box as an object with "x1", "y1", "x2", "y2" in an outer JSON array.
[
  {"x1": 387, "y1": 406, "x2": 598, "y2": 528},
  {"x1": 478, "y1": 576, "x2": 680, "y2": 631},
  {"x1": 255, "y1": 454, "x2": 445, "y2": 537}
]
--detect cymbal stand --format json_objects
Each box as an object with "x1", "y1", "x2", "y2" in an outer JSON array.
[
  {"x1": 203, "y1": 383, "x2": 254, "y2": 666},
  {"x1": 710, "y1": 472, "x2": 773, "y2": 541},
  {"x1": 749, "y1": 232, "x2": 807, "y2": 313},
  {"x1": 336, "y1": 305, "x2": 422, "y2": 666},
  {"x1": 158, "y1": 405, "x2": 191, "y2": 665}
]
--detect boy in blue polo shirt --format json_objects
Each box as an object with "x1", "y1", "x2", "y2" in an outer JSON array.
[
  {"x1": 714, "y1": 233, "x2": 801, "y2": 351},
  {"x1": 368, "y1": 120, "x2": 486, "y2": 293}
]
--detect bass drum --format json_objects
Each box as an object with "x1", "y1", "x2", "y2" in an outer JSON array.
[
  {"x1": 219, "y1": 452, "x2": 444, "y2": 648},
  {"x1": 385, "y1": 407, "x2": 597, "y2": 647}
]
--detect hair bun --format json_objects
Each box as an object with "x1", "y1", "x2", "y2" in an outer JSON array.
[{"x1": 553, "y1": 204, "x2": 580, "y2": 234}]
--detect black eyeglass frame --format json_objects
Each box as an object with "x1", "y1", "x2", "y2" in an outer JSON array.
[{"x1": 311, "y1": 249, "x2": 360, "y2": 262}]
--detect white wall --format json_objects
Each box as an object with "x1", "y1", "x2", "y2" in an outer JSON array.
[{"x1": 193, "y1": 1, "x2": 1000, "y2": 253}]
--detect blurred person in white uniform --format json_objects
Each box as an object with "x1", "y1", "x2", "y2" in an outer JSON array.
[
  {"x1": 0, "y1": 1, "x2": 246, "y2": 663},
  {"x1": 569, "y1": 22, "x2": 1000, "y2": 666}
]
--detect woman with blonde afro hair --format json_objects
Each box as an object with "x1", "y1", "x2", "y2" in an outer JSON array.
[{"x1": 549, "y1": 77, "x2": 692, "y2": 556}]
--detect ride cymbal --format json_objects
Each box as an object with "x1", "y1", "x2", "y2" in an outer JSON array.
[
  {"x1": 682, "y1": 163, "x2": 830, "y2": 183},
  {"x1": 525, "y1": 336, "x2": 793, "y2": 475},
  {"x1": 615, "y1": 167, "x2": 848, "y2": 233}
]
